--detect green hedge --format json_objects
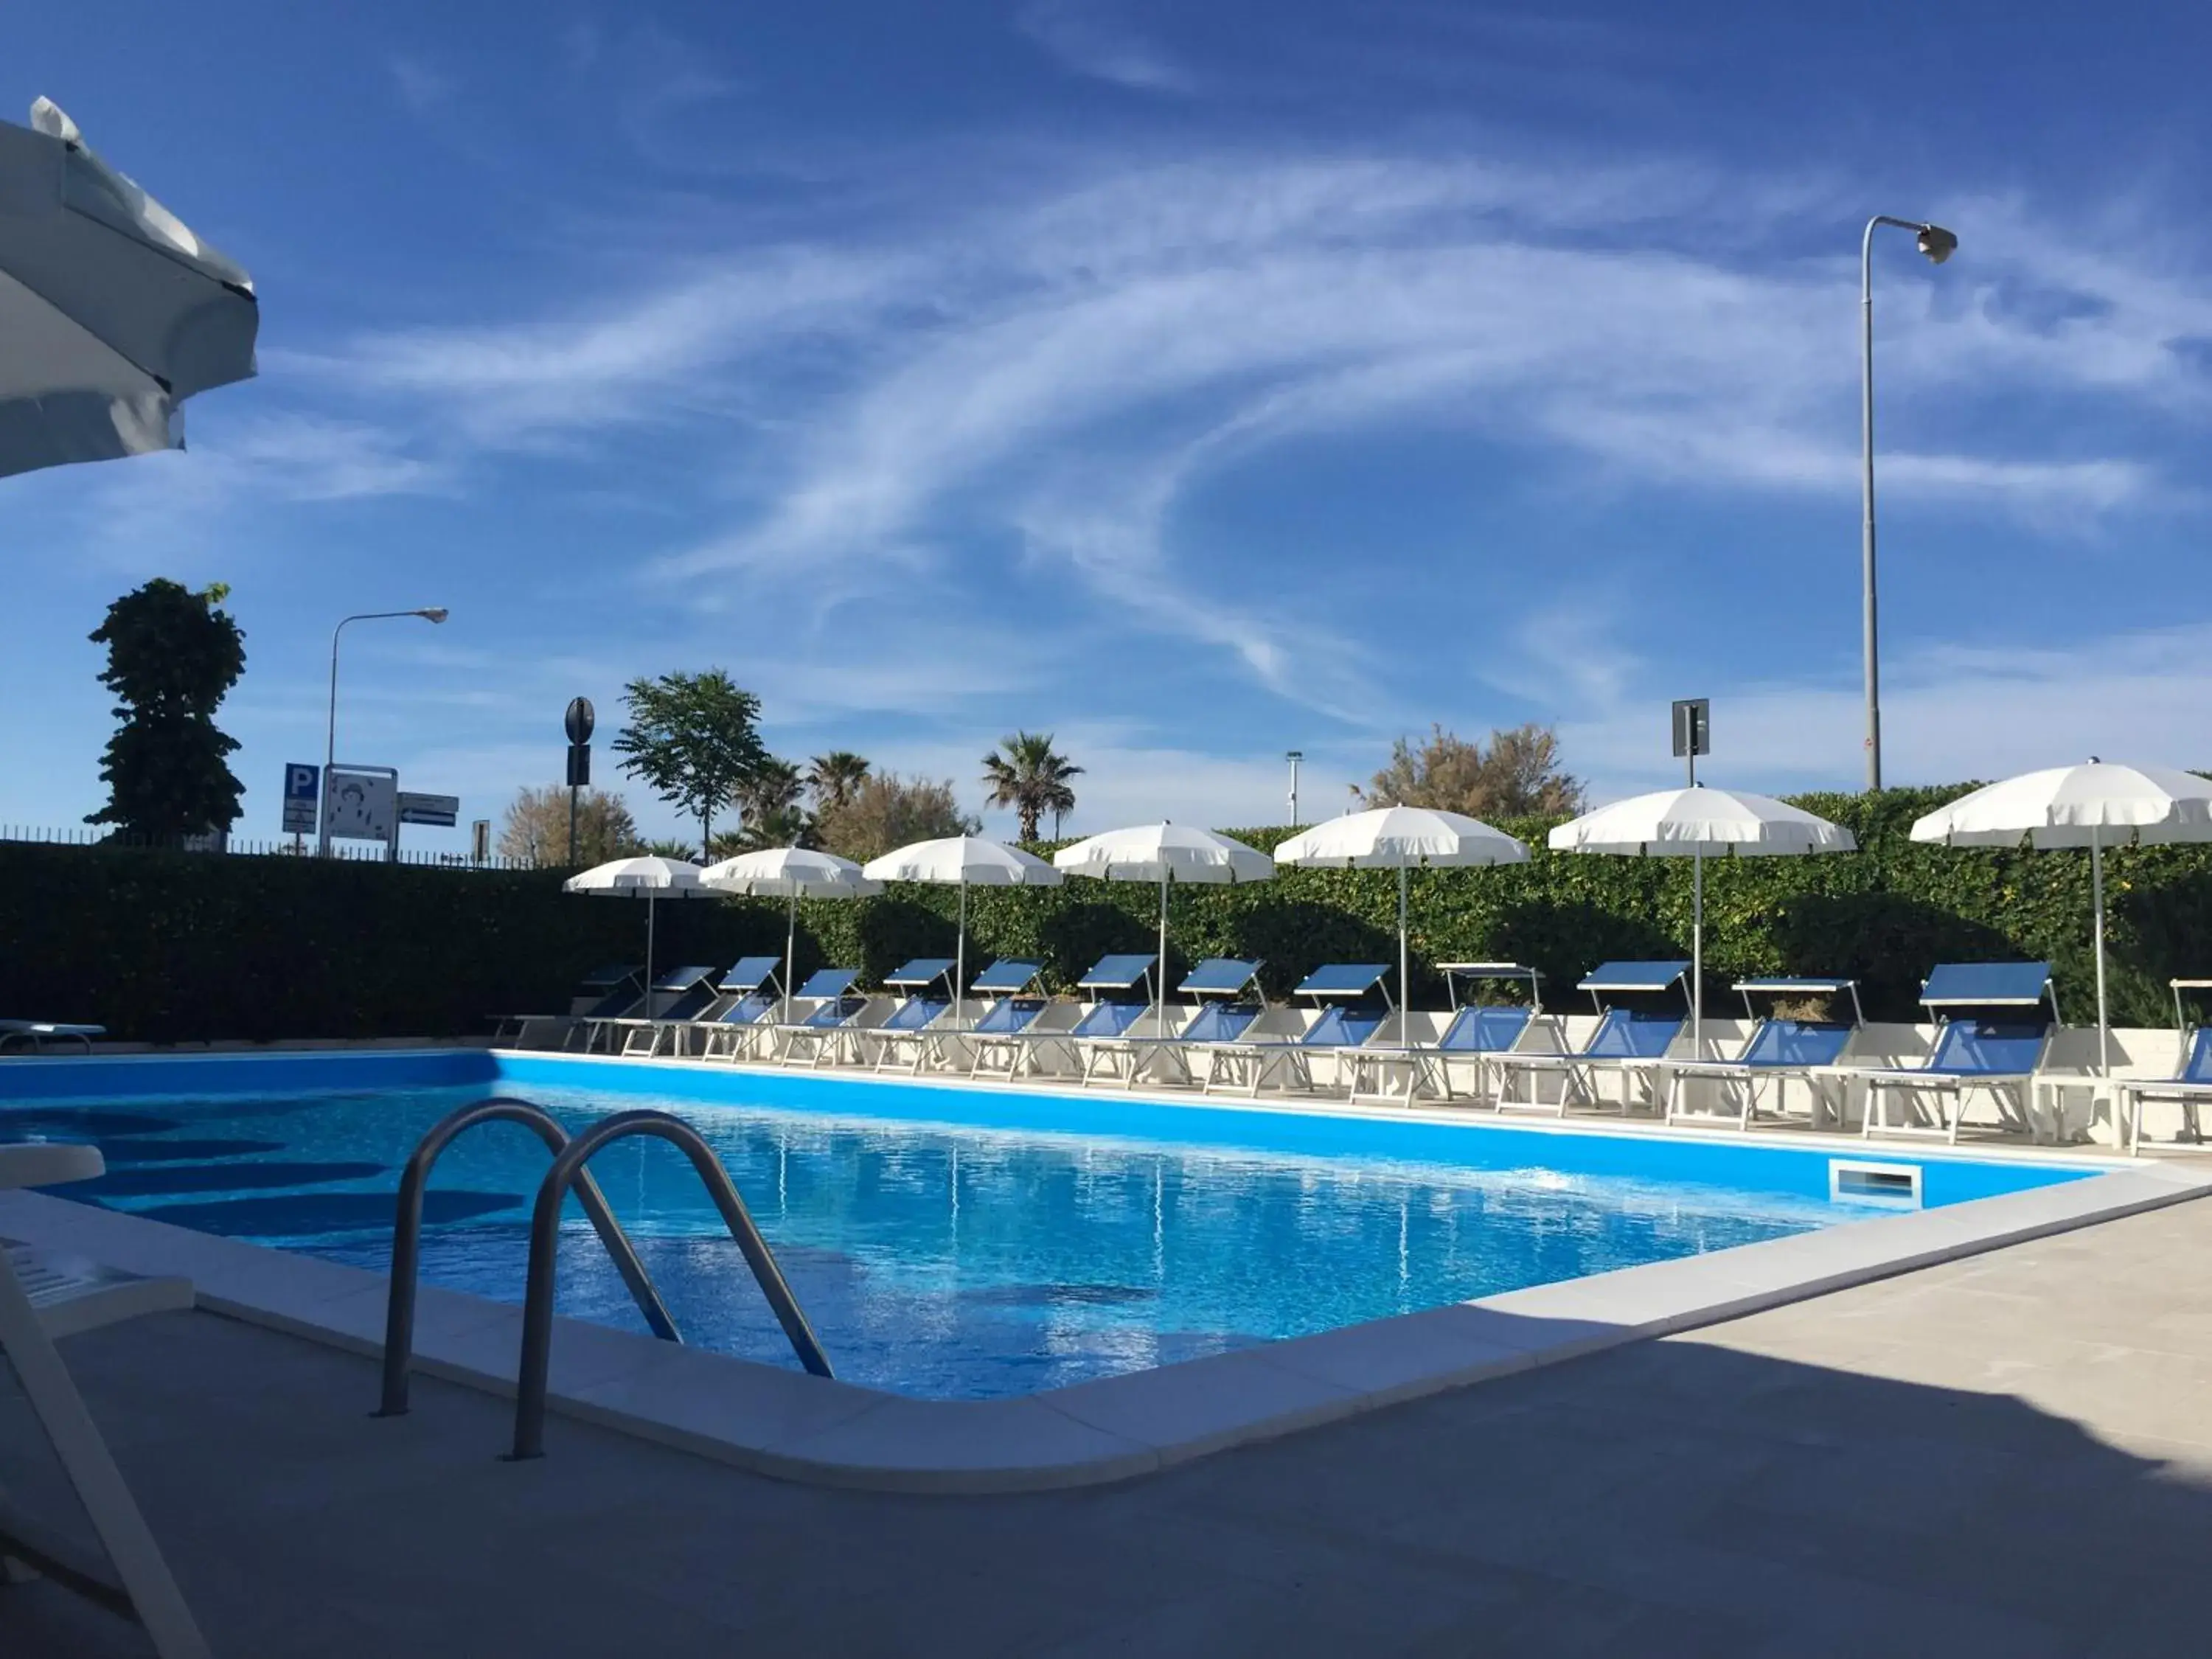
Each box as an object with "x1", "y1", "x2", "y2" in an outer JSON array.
[{"x1": 5, "y1": 784, "x2": 2210, "y2": 1043}]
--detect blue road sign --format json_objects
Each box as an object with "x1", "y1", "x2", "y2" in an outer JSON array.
[{"x1": 282, "y1": 763, "x2": 319, "y2": 834}]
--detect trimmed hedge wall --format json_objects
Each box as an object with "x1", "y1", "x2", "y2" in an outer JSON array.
[{"x1": 6, "y1": 784, "x2": 2211, "y2": 1043}]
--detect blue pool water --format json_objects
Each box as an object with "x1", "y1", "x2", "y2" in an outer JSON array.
[{"x1": 1, "y1": 1052, "x2": 2096, "y2": 1399}]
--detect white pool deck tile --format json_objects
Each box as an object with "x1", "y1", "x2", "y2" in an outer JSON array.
[{"x1": 10, "y1": 1142, "x2": 2211, "y2": 1495}]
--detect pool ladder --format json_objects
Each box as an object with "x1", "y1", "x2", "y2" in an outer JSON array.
[{"x1": 376, "y1": 1098, "x2": 833, "y2": 1459}]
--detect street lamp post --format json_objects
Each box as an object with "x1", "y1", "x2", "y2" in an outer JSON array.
[
  {"x1": 1285, "y1": 751, "x2": 1303, "y2": 827},
  {"x1": 320, "y1": 608, "x2": 449, "y2": 856},
  {"x1": 1860, "y1": 215, "x2": 1956, "y2": 793}
]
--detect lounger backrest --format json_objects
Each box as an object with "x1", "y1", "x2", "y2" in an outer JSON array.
[
  {"x1": 971, "y1": 998, "x2": 1044, "y2": 1035},
  {"x1": 1072, "y1": 1001, "x2": 1148, "y2": 1039},
  {"x1": 1926, "y1": 1019, "x2": 2047, "y2": 1076},
  {"x1": 2183, "y1": 1027, "x2": 2212, "y2": 1085},
  {"x1": 1740, "y1": 1020, "x2": 1854, "y2": 1068},
  {"x1": 883, "y1": 997, "x2": 947, "y2": 1032},
  {"x1": 578, "y1": 986, "x2": 642, "y2": 1020},
  {"x1": 655, "y1": 983, "x2": 721, "y2": 1022},
  {"x1": 1301, "y1": 1006, "x2": 1382, "y2": 1048},
  {"x1": 1582, "y1": 1008, "x2": 1681, "y2": 1060},
  {"x1": 802, "y1": 995, "x2": 864, "y2": 1029},
  {"x1": 717, "y1": 992, "x2": 775, "y2": 1026},
  {"x1": 1438, "y1": 1005, "x2": 1532, "y2": 1054},
  {"x1": 1178, "y1": 1003, "x2": 1258, "y2": 1045}
]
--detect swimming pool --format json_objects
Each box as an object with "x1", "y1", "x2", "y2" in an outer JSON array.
[{"x1": 1, "y1": 1051, "x2": 2095, "y2": 1399}]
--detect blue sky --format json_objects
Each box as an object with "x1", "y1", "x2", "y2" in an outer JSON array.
[{"x1": 6, "y1": 2, "x2": 2211, "y2": 850}]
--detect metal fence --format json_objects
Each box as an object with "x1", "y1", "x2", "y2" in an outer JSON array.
[{"x1": 0, "y1": 824, "x2": 538, "y2": 872}]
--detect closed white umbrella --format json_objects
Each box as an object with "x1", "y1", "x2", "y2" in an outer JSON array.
[
  {"x1": 700, "y1": 847, "x2": 882, "y2": 1021},
  {"x1": 1910, "y1": 761, "x2": 2212, "y2": 1076},
  {"x1": 1275, "y1": 807, "x2": 1528, "y2": 1020},
  {"x1": 0, "y1": 99, "x2": 258, "y2": 479},
  {"x1": 862, "y1": 835, "x2": 1063, "y2": 1026},
  {"x1": 1548, "y1": 788, "x2": 1855, "y2": 1053},
  {"x1": 563, "y1": 855, "x2": 716, "y2": 1004},
  {"x1": 1053, "y1": 823, "x2": 1274, "y2": 1013}
]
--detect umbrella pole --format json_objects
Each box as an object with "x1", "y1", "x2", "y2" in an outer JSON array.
[
  {"x1": 956, "y1": 880, "x2": 968, "y2": 1033},
  {"x1": 785, "y1": 894, "x2": 798, "y2": 1024},
  {"x1": 1398, "y1": 865, "x2": 1411, "y2": 1039},
  {"x1": 646, "y1": 890, "x2": 656, "y2": 1010},
  {"x1": 1158, "y1": 876, "x2": 1169, "y2": 1023},
  {"x1": 1691, "y1": 848, "x2": 1703, "y2": 1057},
  {"x1": 2093, "y1": 830, "x2": 2110, "y2": 1080}
]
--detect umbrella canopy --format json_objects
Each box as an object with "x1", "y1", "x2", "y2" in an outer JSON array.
[
  {"x1": 1545, "y1": 787, "x2": 1856, "y2": 858},
  {"x1": 863, "y1": 836, "x2": 1062, "y2": 1026},
  {"x1": 563, "y1": 856, "x2": 716, "y2": 999},
  {"x1": 701, "y1": 847, "x2": 882, "y2": 1020},
  {"x1": 1054, "y1": 824, "x2": 1274, "y2": 1012},
  {"x1": 1276, "y1": 807, "x2": 1529, "y2": 1017},
  {"x1": 0, "y1": 98, "x2": 259, "y2": 481},
  {"x1": 1548, "y1": 788, "x2": 1856, "y2": 1051},
  {"x1": 1911, "y1": 762, "x2": 2212, "y2": 1078}
]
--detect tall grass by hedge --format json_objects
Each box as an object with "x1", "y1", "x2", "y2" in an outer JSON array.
[{"x1": 5, "y1": 784, "x2": 2209, "y2": 1043}]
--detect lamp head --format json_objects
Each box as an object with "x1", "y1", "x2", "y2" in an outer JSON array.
[
  {"x1": 1915, "y1": 224, "x2": 1958, "y2": 265},
  {"x1": 415, "y1": 608, "x2": 450, "y2": 624}
]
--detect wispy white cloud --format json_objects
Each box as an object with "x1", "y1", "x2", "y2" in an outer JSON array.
[
  {"x1": 1015, "y1": 1, "x2": 1195, "y2": 94},
  {"x1": 277, "y1": 145, "x2": 2212, "y2": 735}
]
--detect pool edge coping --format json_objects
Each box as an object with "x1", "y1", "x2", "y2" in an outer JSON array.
[{"x1": 5, "y1": 1160, "x2": 2208, "y2": 1494}]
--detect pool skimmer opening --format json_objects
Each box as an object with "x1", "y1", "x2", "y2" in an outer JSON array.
[{"x1": 1829, "y1": 1159, "x2": 1924, "y2": 1208}]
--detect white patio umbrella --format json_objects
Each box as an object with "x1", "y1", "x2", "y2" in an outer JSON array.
[
  {"x1": 1053, "y1": 823, "x2": 1274, "y2": 1012},
  {"x1": 700, "y1": 846, "x2": 883, "y2": 1021},
  {"x1": 563, "y1": 855, "x2": 715, "y2": 1004},
  {"x1": 1274, "y1": 807, "x2": 1529, "y2": 1019},
  {"x1": 1910, "y1": 761, "x2": 2212, "y2": 1076},
  {"x1": 0, "y1": 99, "x2": 258, "y2": 480},
  {"x1": 1548, "y1": 788, "x2": 1856, "y2": 1053},
  {"x1": 862, "y1": 835, "x2": 1063, "y2": 1026}
]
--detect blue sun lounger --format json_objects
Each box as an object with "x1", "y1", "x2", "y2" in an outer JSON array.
[
  {"x1": 601, "y1": 964, "x2": 724, "y2": 1057},
  {"x1": 1113, "y1": 958, "x2": 1266, "y2": 1088},
  {"x1": 493, "y1": 963, "x2": 639, "y2": 1048},
  {"x1": 1349, "y1": 963, "x2": 1542, "y2": 1105},
  {"x1": 1492, "y1": 961, "x2": 1690, "y2": 1116},
  {"x1": 1860, "y1": 962, "x2": 2057, "y2": 1144},
  {"x1": 765, "y1": 967, "x2": 866, "y2": 1066},
  {"x1": 919, "y1": 959, "x2": 1043, "y2": 1072},
  {"x1": 869, "y1": 958, "x2": 960, "y2": 1071},
  {"x1": 2118, "y1": 981, "x2": 2212, "y2": 1152},
  {"x1": 1661, "y1": 976, "x2": 1863, "y2": 1130},
  {"x1": 689, "y1": 956, "x2": 787, "y2": 1060},
  {"x1": 1203, "y1": 964, "x2": 1392, "y2": 1096}
]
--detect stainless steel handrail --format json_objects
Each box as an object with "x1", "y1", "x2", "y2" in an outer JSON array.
[
  {"x1": 509, "y1": 1108, "x2": 832, "y2": 1460},
  {"x1": 377, "y1": 1096, "x2": 681, "y2": 1418}
]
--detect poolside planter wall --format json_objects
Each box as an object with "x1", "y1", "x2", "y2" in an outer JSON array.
[{"x1": 4, "y1": 782, "x2": 2208, "y2": 1040}]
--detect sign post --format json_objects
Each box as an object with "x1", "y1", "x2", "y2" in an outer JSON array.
[
  {"x1": 564, "y1": 698, "x2": 595, "y2": 867},
  {"x1": 471, "y1": 818, "x2": 491, "y2": 866}
]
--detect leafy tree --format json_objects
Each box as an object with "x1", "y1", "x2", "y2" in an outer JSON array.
[
  {"x1": 815, "y1": 773, "x2": 978, "y2": 863},
  {"x1": 981, "y1": 731, "x2": 1082, "y2": 842},
  {"x1": 805, "y1": 751, "x2": 872, "y2": 812},
  {"x1": 715, "y1": 758, "x2": 816, "y2": 853},
  {"x1": 639, "y1": 838, "x2": 703, "y2": 862},
  {"x1": 86, "y1": 579, "x2": 248, "y2": 839},
  {"x1": 612, "y1": 669, "x2": 771, "y2": 858},
  {"x1": 496, "y1": 785, "x2": 640, "y2": 868},
  {"x1": 1358, "y1": 723, "x2": 1585, "y2": 819}
]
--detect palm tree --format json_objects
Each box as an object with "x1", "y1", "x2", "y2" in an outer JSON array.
[
  {"x1": 981, "y1": 731, "x2": 1082, "y2": 843},
  {"x1": 806, "y1": 751, "x2": 871, "y2": 813}
]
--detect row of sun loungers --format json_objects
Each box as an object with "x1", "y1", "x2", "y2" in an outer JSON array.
[{"x1": 502, "y1": 953, "x2": 2212, "y2": 1148}]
